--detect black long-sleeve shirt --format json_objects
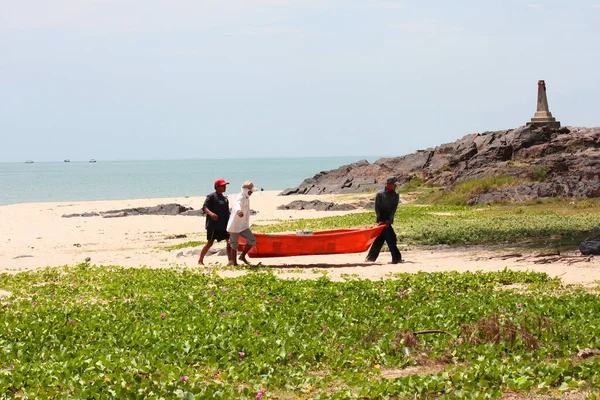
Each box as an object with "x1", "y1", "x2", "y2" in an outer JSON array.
[{"x1": 375, "y1": 189, "x2": 399, "y2": 224}]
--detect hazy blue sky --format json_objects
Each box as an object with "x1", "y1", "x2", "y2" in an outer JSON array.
[{"x1": 1, "y1": 0, "x2": 599, "y2": 162}]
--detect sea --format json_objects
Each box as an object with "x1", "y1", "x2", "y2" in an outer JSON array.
[{"x1": 0, "y1": 157, "x2": 381, "y2": 206}]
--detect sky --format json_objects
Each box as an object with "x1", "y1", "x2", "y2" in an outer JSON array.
[{"x1": 1, "y1": 0, "x2": 599, "y2": 162}]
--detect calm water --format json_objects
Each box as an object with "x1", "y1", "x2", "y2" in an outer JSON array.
[{"x1": 0, "y1": 157, "x2": 380, "y2": 206}]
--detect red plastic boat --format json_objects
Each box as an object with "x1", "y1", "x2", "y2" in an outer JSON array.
[{"x1": 237, "y1": 225, "x2": 385, "y2": 258}]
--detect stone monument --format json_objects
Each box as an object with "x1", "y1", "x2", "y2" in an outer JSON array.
[{"x1": 527, "y1": 80, "x2": 560, "y2": 128}]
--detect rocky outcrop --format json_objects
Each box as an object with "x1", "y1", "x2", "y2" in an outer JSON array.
[
  {"x1": 63, "y1": 204, "x2": 194, "y2": 218},
  {"x1": 277, "y1": 200, "x2": 358, "y2": 211},
  {"x1": 280, "y1": 126, "x2": 600, "y2": 204},
  {"x1": 63, "y1": 204, "x2": 258, "y2": 218}
]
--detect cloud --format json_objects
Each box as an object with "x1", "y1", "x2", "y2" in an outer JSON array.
[
  {"x1": 243, "y1": 26, "x2": 302, "y2": 36},
  {"x1": 592, "y1": 4, "x2": 600, "y2": 8},
  {"x1": 392, "y1": 20, "x2": 462, "y2": 37},
  {"x1": 0, "y1": 0, "x2": 343, "y2": 32},
  {"x1": 527, "y1": 4, "x2": 543, "y2": 8},
  {"x1": 370, "y1": 1, "x2": 406, "y2": 9}
]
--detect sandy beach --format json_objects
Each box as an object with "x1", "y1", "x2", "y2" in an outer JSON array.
[{"x1": 1, "y1": 190, "x2": 599, "y2": 285}]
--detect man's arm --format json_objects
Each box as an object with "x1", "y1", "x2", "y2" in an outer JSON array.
[
  {"x1": 203, "y1": 195, "x2": 218, "y2": 220},
  {"x1": 231, "y1": 195, "x2": 243, "y2": 217},
  {"x1": 374, "y1": 191, "x2": 382, "y2": 222},
  {"x1": 389, "y1": 192, "x2": 399, "y2": 224}
]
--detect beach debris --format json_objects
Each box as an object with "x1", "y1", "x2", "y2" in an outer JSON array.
[
  {"x1": 176, "y1": 248, "x2": 225, "y2": 258},
  {"x1": 62, "y1": 212, "x2": 100, "y2": 218},
  {"x1": 531, "y1": 255, "x2": 593, "y2": 265},
  {"x1": 13, "y1": 255, "x2": 33, "y2": 259},
  {"x1": 179, "y1": 209, "x2": 205, "y2": 216},
  {"x1": 165, "y1": 234, "x2": 187, "y2": 240},
  {"x1": 102, "y1": 212, "x2": 128, "y2": 218},
  {"x1": 84, "y1": 257, "x2": 91, "y2": 262},
  {"x1": 73, "y1": 243, "x2": 81, "y2": 247},
  {"x1": 577, "y1": 348, "x2": 600, "y2": 359}
]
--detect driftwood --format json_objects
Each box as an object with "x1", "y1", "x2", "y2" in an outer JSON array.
[
  {"x1": 483, "y1": 250, "x2": 593, "y2": 265},
  {"x1": 413, "y1": 330, "x2": 454, "y2": 337},
  {"x1": 531, "y1": 255, "x2": 593, "y2": 265}
]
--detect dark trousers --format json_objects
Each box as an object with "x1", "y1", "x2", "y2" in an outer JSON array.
[{"x1": 366, "y1": 226, "x2": 402, "y2": 263}]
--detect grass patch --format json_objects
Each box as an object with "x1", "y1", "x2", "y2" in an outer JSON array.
[
  {"x1": 253, "y1": 201, "x2": 600, "y2": 246},
  {"x1": 161, "y1": 240, "x2": 206, "y2": 251},
  {"x1": 419, "y1": 175, "x2": 529, "y2": 206},
  {"x1": 2, "y1": 266, "x2": 600, "y2": 398}
]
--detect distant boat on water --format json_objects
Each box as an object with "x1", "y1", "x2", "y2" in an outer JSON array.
[
  {"x1": 25, "y1": 160, "x2": 34, "y2": 163},
  {"x1": 89, "y1": 159, "x2": 97, "y2": 163},
  {"x1": 64, "y1": 159, "x2": 70, "y2": 163}
]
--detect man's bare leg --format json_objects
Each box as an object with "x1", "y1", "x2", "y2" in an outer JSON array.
[
  {"x1": 239, "y1": 244, "x2": 253, "y2": 265},
  {"x1": 198, "y1": 240, "x2": 215, "y2": 265},
  {"x1": 225, "y1": 240, "x2": 235, "y2": 265},
  {"x1": 226, "y1": 242, "x2": 237, "y2": 266}
]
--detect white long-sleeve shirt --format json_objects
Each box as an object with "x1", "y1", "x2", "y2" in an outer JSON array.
[{"x1": 226, "y1": 189, "x2": 252, "y2": 233}]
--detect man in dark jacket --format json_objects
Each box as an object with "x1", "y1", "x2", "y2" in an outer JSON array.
[
  {"x1": 198, "y1": 178, "x2": 234, "y2": 265},
  {"x1": 365, "y1": 176, "x2": 402, "y2": 264}
]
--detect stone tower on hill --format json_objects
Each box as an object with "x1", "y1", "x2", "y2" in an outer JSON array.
[{"x1": 527, "y1": 80, "x2": 561, "y2": 129}]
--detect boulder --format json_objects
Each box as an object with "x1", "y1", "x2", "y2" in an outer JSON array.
[
  {"x1": 277, "y1": 200, "x2": 358, "y2": 211},
  {"x1": 63, "y1": 204, "x2": 196, "y2": 218},
  {"x1": 580, "y1": 237, "x2": 600, "y2": 256}
]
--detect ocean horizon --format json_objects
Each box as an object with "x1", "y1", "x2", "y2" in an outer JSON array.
[{"x1": 0, "y1": 156, "x2": 382, "y2": 206}]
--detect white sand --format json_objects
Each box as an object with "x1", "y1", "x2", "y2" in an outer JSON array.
[{"x1": 1, "y1": 191, "x2": 598, "y2": 284}]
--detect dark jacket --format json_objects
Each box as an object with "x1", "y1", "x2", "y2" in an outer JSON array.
[{"x1": 375, "y1": 189, "x2": 399, "y2": 224}]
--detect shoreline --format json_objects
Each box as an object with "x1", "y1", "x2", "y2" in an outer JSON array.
[{"x1": 2, "y1": 191, "x2": 600, "y2": 285}]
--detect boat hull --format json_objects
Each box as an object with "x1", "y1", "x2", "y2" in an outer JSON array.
[{"x1": 237, "y1": 225, "x2": 385, "y2": 258}]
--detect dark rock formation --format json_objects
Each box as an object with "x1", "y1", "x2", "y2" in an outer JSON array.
[
  {"x1": 280, "y1": 126, "x2": 600, "y2": 204},
  {"x1": 63, "y1": 204, "x2": 258, "y2": 218},
  {"x1": 103, "y1": 204, "x2": 191, "y2": 216},
  {"x1": 277, "y1": 200, "x2": 358, "y2": 211},
  {"x1": 580, "y1": 238, "x2": 600, "y2": 256},
  {"x1": 63, "y1": 204, "x2": 193, "y2": 218},
  {"x1": 580, "y1": 227, "x2": 600, "y2": 256}
]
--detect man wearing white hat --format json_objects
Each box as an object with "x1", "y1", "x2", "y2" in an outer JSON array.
[{"x1": 227, "y1": 181, "x2": 258, "y2": 265}]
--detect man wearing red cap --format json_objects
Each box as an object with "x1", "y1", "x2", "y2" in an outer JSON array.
[{"x1": 198, "y1": 178, "x2": 234, "y2": 265}]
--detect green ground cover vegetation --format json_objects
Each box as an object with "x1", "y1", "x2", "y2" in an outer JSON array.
[
  {"x1": 2, "y1": 265, "x2": 600, "y2": 399},
  {"x1": 3, "y1": 183, "x2": 600, "y2": 398}
]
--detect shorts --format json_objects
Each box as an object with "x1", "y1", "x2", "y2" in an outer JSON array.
[
  {"x1": 206, "y1": 228, "x2": 230, "y2": 242},
  {"x1": 229, "y1": 229, "x2": 257, "y2": 250}
]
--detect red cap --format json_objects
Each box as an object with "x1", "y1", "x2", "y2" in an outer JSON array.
[{"x1": 214, "y1": 178, "x2": 230, "y2": 187}]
